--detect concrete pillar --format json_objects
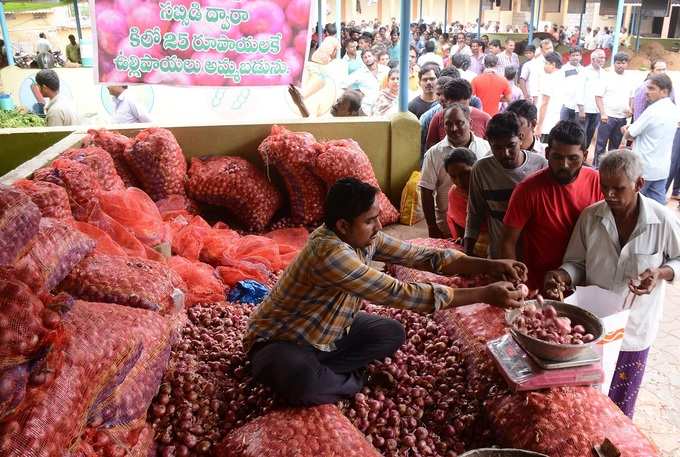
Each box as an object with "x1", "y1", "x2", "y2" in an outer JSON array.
[{"x1": 662, "y1": 15, "x2": 671, "y2": 38}]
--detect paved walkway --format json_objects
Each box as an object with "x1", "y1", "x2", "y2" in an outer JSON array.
[{"x1": 635, "y1": 212, "x2": 680, "y2": 456}]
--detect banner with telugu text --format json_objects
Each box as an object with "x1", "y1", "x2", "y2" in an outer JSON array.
[{"x1": 90, "y1": 0, "x2": 312, "y2": 86}]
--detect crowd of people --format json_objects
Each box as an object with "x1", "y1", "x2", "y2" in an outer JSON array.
[{"x1": 287, "y1": 19, "x2": 680, "y2": 419}]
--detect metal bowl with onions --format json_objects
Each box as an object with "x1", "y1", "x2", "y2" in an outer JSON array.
[{"x1": 505, "y1": 299, "x2": 604, "y2": 362}]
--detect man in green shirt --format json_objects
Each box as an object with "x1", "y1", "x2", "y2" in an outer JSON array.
[{"x1": 65, "y1": 35, "x2": 81, "y2": 64}]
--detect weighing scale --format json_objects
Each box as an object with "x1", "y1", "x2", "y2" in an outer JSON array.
[{"x1": 488, "y1": 334, "x2": 604, "y2": 392}]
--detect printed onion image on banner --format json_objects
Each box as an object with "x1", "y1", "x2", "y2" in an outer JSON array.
[{"x1": 90, "y1": 0, "x2": 312, "y2": 86}]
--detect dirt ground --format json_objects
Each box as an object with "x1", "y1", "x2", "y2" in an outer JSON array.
[{"x1": 625, "y1": 42, "x2": 680, "y2": 70}]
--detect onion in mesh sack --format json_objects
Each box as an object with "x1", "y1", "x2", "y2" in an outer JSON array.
[
  {"x1": 257, "y1": 125, "x2": 325, "y2": 226},
  {"x1": 124, "y1": 128, "x2": 187, "y2": 201},
  {"x1": 187, "y1": 156, "x2": 282, "y2": 232}
]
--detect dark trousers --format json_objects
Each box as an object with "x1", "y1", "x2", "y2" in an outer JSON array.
[
  {"x1": 666, "y1": 128, "x2": 680, "y2": 196},
  {"x1": 560, "y1": 106, "x2": 577, "y2": 122},
  {"x1": 249, "y1": 312, "x2": 405, "y2": 406},
  {"x1": 594, "y1": 117, "x2": 627, "y2": 168},
  {"x1": 580, "y1": 112, "x2": 600, "y2": 148}
]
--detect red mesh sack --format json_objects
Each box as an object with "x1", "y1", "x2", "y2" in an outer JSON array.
[
  {"x1": 124, "y1": 128, "x2": 187, "y2": 201},
  {"x1": 77, "y1": 419, "x2": 154, "y2": 457},
  {"x1": 257, "y1": 125, "x2": 326, "y2": 225},
  {"x1": 216, "y1": 261, "x2": 271, "y2": 287},
  {"x1": 264, "y1": 228, "x2": 308, "y2": 268},
  {"x1": 59, "y1": 254, "x2": 186, "y2": 314},
  {"x1": 0, "y1": 185, "x2": 41, "y2": 266},
  {"x1": 187, "y1": 156, "x2": 283, "y2": 231},
  {"x1": 486, "y1": 387, "x2": 659, "y2": 456},
  {"x1": 8, "y1": 218, "x2": 95, "y2": 293},
  {"x1": 98, "y1": 187, "x2": 171, "y2": 249},
  {"x1": 70, "y1": 221, "x2": 128, "y2": 257},
  {"x1": 0, "y1": 279, "x2": 57, "y2": 365},
  {"x1": 83, "y1": 204, "x2": 148, "y2": 259},
  {"x1": 167, "y1": 256, "x2": 226, "y2": 306},
  {"x1": 12, "y1": 179, "x2": 73, "y2": 220},
  {"x1": 203, "y1": 234, "x2": 276, "y2": 286},
  {"x1": 33, "y1": 158, "x2": 102, "y2": 221},
  {"x1": 0, "y1": 363, "x2": 30, "y2": 419},
  {"x1": 0, "y1": 301, "x2": 142, "y2": 457},
  {"x1": 168, "y1": 215, "x2": 214, "y2": 261},
  {"x1": 435, "y1": 304, "x2": 659, "y2": 457},
  {"x1": 82, "y1": 301, "x2": 175, "y2": 428},
  {"x1": 61, "y1": 147, "x2": 125, "y2": 191},
  {"x1": 155, "y1": 194, "x2": 199, "y2": 221},
  {"x1": 83, "y1": 129, "x2": 138, "y2": 188},
  {"x1": 215, "y1": 405, "x2": 381, "y2": 457},
  {"x1": 314, "y1": 139, "x2": 399, "y2": 226},
  {"x1": 387, "y1": 238, "x2": 491, "y2": 288}
]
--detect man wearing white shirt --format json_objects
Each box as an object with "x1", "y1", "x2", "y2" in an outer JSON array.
[
  {"x1": 107, "y1": 86, "x2": 152, "y2": 124},
  {"x1": 417, "y1": 41, "x2": 443, "y2": 69},
  {"x1": 535, "y1": 52, "x2": 564, "y2": 140},
  {"x1": 622, "y1": 73, "x2": 679, "y2": 204},
  {"x1": 35, "y1": 32, "x2": 51, "y2": 55},
  {"x1": 345, "y1": 49, "x2": 389, "y2": 115},
  {"x1": 420, "y1": 104, "x2": 491, "y2": 238},
  {"x1": 577, "y1": 49, "x2": 606, "y2": 148},
  {"x1": 559, "y1": 47, "x2": 584, "y2": 122},
  {"x1": 545, "y1": 149, "x2": 680, "y2": 418},
  {"x1": 450, "y1": 33, "x2": 472, "y2": 57},
  {"x1": 525, "y1": 39, "x2": 554, "y2": 104},
  {"x1": 593, "y1": 53, "x2": 635, "y2": 168}
]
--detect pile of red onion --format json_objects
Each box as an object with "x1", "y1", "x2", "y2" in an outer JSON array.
[
  {"x1": 338, "y1": 305, "x2": 488, "y2": 456},
  {"x1": 148, "y1": 302, "x2": 275, "y2": 457},
  {"x1": 149, "y1": 302, "x2": 497, "y2": 456}
]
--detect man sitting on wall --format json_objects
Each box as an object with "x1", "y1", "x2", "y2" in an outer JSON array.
[{"x1": 245, "y1": 177, "x2": 527, "y2": 406}]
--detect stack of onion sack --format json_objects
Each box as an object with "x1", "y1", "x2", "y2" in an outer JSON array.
[
  {"x1": 0, "y1": 300, "x2": 179, "y2": 457},
  {"x1": 3, "y1": 217, "x2": 95, "y2": 293},
  {"x1": 61, "y1": 147, "x2": 126, "y2": 192},
  {"x1": 58, "y1": 254, "x2": 186, "y2": 314},
  {"x1": 82, "y1": 128, "x2": 138, "y2": 188},
  {"x1": 258, "y1": 125, "x2": 326, "y2": 226},
  {"x1": 33, "y1": 158, "x2": 103, "y2": 221},
  {"x1": 338, "y1": 305, "x2": 475, "y2": 456},
  {"x1": 0, "y1": 184, "x2": 41, "y2": 266},
  {"x1": 313, "y1": 139, "x2": 400, "y2": 226},
  {"x1": 0, "y1": 282, "x2": 71, "y2": 422},
  {"x1": 186, "y1": 156, "x2": 283, "y2": 232},
  {"x1": 435, "y1": 304, "x2": 660, "y2": 456},
  {"x1": 215, "y1": 405, "x2": 382, "y2": 457},
  {"x1": 12, "y1": 180, "x2": 73, "y2": 220},
  {"x1": 124, "y1": 128, "x2": 187, "y2": 202},
  {"x1": 148, "y1": 302, "x2": 276, "y2": 456},
  {"x1": 386, "y1": 238, "x2": 491, "y2": 288}
]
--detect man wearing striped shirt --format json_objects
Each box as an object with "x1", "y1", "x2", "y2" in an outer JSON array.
[
  {"x1": 496, "y1": 39, "x2": 519, "y2": 77},
  {"x1": 245, "y1": 178, "x2": 527, "y2": 406}
]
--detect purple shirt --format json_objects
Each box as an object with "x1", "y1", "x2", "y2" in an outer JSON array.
[
  {"x1": 633, "y1": 82, "x2": 676, "y2": 121},
  {"x1": 470, "y1": 53, "x2": 485, "y2": 75}
]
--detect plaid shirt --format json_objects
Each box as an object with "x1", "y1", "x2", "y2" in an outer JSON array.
[{"x1": 244, "y1": 226, "x2": 460, "y2": 352}]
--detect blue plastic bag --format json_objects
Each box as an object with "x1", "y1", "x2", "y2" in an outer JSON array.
[{"x1": 228, "y1": 279, "x2": 269, "y2": 305}]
